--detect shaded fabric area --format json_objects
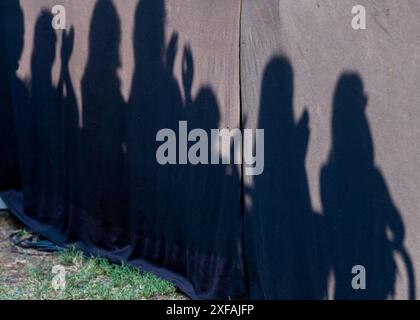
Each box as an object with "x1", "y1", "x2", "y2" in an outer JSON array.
[{"x1": 0, "y1": 0, "x2": 245, "y2": 299}]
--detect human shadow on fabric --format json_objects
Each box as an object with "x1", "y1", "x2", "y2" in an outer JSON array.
[
  {"x1": 127, "y1": 0, "x2": 245, "y2": 298},
  {"x1": 80, "y1": 0, "x2": 129, "y2": 251},
  {"x1": 58, "y1": 26, "x2": 83, "y2": 242},
  {"x1": 245, "y1": 56, "x2": 329, "y2": 299},
  {"x1": 127, "y1": 0, "x2": 182, "y2": 240},
  {"x1": 0, "y1": 0, "x2": 26, "y2": 190},
  {"x1": 0, "y1": 4, "x2": 76, "y2": 241},
  {"x1": 20, "y1": 10, "x2": 63, "y2": 225},
  {"x1": 321, "y1": 73, "x2": 416, "y2": 300}
]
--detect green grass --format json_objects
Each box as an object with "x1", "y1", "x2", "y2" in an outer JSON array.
[{"x1": 0, "y1": 246, "x2": 179, "y2": 300}]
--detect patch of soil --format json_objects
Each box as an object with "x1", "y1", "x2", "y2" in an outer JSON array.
[{"x1": 0, "y1": 211, "x2": 56, "y2": 287}]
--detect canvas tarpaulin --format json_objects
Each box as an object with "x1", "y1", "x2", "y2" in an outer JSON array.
[{"x1": 1, "y1": 0, "x2": 420, "y2": 299}]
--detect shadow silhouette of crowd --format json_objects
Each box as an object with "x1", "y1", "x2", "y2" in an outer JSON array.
[{"x1": 0, "y1": 0, "x2": 415, "y2": 299}]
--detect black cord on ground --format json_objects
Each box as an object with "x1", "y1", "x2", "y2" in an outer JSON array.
[{"x1": 9, "y1": 231, "x2": 66, "y2": 253}]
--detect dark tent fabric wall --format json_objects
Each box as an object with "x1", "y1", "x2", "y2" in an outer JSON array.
[
  {"x1": 0, "y1": 0, "x2": 245, "y2": 300},
  {"x1": 1, "y1": 0, "x2": 420, "y2": 299}
]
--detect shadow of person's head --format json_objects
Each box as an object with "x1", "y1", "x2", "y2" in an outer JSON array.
[
  {"x1": 259, "y1": 56, "x2": 294, "y2": 137},
  {"x1": 331, "y1": 73, "x2": 373, "y2": 167},
  {"x1": 133, "y1": 0, "x2": 165, "y2": 78},
  {"x1": 88, "y1": 0, "x2": 121, "y2": 71},
  {"x1": 2, "y1": 0, "x2": 25, "y2": 71},
  {"x1": 31, "y1": 11, "x2": 57, "y2": 76}
]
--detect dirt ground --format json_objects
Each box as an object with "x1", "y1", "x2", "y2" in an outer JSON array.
[
  {"x1": 0, "y1": 211, "x2": 58, "y2": 287},
  {"x1": 0, "y1": 210, "x2": 186, "y2": 300}
]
